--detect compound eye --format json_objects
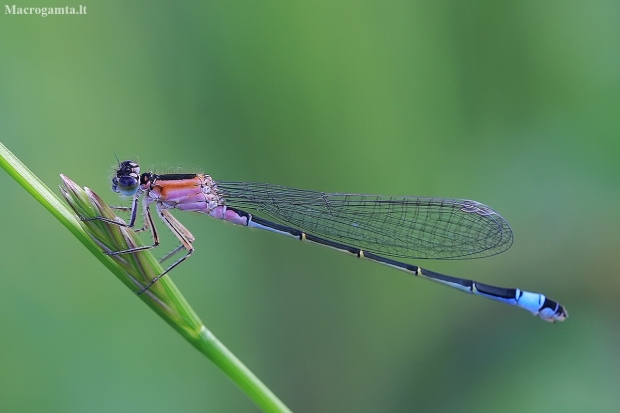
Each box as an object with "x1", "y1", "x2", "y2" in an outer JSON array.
[{"x1": 113, "y1": 174, "x2": 140, "y2": 196}]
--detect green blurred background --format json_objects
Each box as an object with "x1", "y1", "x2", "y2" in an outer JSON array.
[{"x1": 1, "y1": 2, "x2": 619, "y2": 412}]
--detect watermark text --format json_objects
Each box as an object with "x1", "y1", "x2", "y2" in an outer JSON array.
[{"x1": 5, "y1": 5, "x2": 87, "y2": 16}]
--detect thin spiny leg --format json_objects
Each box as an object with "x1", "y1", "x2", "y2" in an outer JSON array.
[
  {"x1": 160, "y1": 244, "x2": 186, "y2": 263},
  {"x1": 90, "y1": 197, "x2": 161, "y2": 256},
  {"x1": 109, "y1": 204, "x2": 149, "y2": 233},
  {"x1": 137, "y1": 207, "x2": 194, "y2": 294},
  {"x1": 83, "y1": 194, "x2": 140, "y2": 228}
]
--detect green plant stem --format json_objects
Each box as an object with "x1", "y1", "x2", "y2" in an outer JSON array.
[{"x1": 0, "y1": 141, "x2": 292, "y2": 413}]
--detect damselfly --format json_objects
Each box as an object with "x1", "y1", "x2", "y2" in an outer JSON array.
[{"x1": 87, "y1": 160, "x2": 567, "y2": 322}]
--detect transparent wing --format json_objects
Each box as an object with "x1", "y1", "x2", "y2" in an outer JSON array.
[{"x1": 216, "y1": 181, "x2": 513, "y2": 260}]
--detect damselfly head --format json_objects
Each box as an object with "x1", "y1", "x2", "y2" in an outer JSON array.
[{"x1": 112, "y1": 160, "x2": 141, "y2": 196}]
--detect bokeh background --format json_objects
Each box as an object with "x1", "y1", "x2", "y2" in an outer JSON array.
[{"x1": 1, "y1": 2, "x2": 619, "y2": 412}]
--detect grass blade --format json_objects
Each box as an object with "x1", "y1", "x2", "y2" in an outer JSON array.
[{"x1": 0, "y1": 141, "x2": 292, "y2": 413}]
